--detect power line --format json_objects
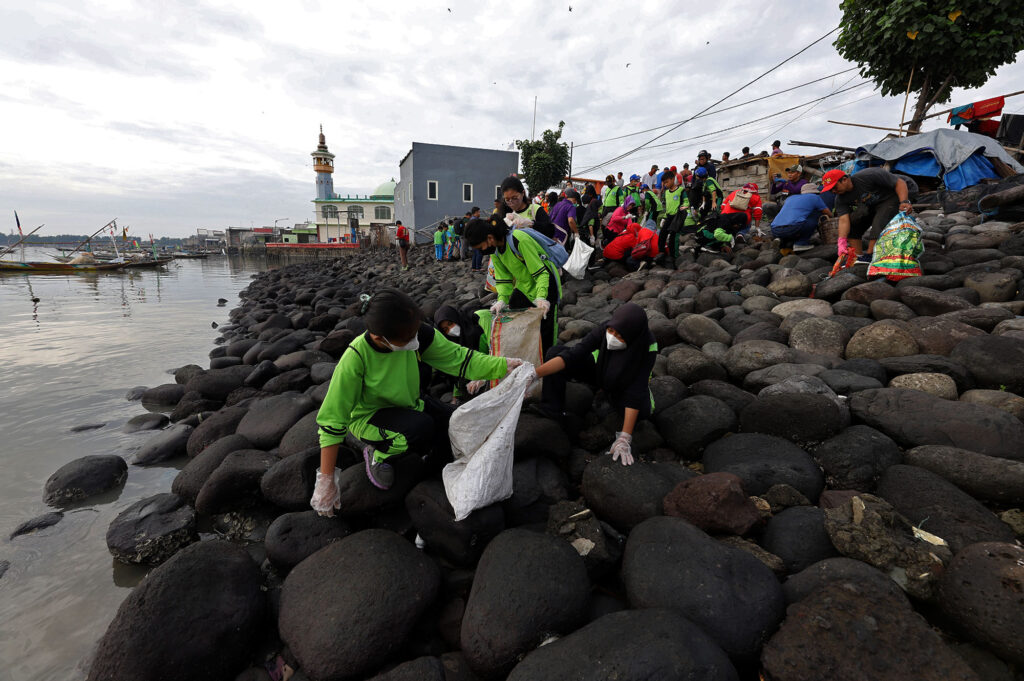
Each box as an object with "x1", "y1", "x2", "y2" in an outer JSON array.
[
  {"x1": 575, "y1": 26, "x2": 843, "y2": 176},
  {"x1": 574, "y1": 67, "x2": 859, "y2": 148},
  {"x1": 749, "y1": 72, "x2": 862, "y2": 148}
]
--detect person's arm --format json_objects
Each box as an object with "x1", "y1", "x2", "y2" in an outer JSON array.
[
  {"x1": 895, "y1": 178, "x2": 912, "y2": 213},
  {"x1": 568, "y1": 215, "x2": 579, "y2": 236},
  {"x1": 421, "y1": 327, "x2": 509, "y2": 382},
  {"x1": 620, "y1": 408, "x2": 639, "y2": 436},
  {"x1": 316, "y1": 349, "x2": 364, "y2": 472},
  {"x1": 751, "y1": 194, "x2": 763, "y2": 227},
  {"x1": 535, "y1": 355, "x2": 566, "y2": 378},
  {"x1": 620, "y1": 342, "x2": 657, "y2": 413}
]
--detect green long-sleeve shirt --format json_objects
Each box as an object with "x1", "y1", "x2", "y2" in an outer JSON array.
[
  {"x1": 490, "y1": 230, "x2": 562, "y2": 305},
  {"x1": 316, "y1": 327, "x2": 509, "y2": 447}
]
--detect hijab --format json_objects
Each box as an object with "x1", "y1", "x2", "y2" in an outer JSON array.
[
  {"x1": 433, "y1": 304, "x2": 483, "y2": 352},
  {"x1": 597, "y1": 302, "x2": 656, "y2": 393}
]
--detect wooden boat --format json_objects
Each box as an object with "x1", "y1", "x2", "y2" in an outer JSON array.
[
  {"x1": 122, "y1": 257, "x2": 173, "y2": 269},
  {"x1": 170, "y1": 252, "x2": 209, "y2": 259},
  {"x1": 0, "y1": 260, "x2": 129, "y2": 272}
]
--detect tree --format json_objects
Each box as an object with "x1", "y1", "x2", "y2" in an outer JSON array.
[
  {"x1": 835, "y1": 1, "x2": 1024, "y2": 132},
  {"x1": 516, "y1": 122, "x2": 570, "y2": 197}
]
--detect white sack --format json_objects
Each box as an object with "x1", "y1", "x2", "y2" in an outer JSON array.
[{"x1": 563, "y1": 238, "x2": 594, "y2": 280}]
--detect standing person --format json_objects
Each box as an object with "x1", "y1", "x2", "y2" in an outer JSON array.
[
  {"x1": 470, "y1": 207, "x2": 485, "y2": 271},
  {"x1": 771, "y1": 140, "x2": 784, "y2": 157},
  {"x1": 616, "y1": 172, "x2": 625, "y2": 188},
  {"x1": 657, "y1": 169, "x2": 688, "y2": 267},
  {"x1": 499, "y1": 176, "x2": 556, "y2": 239},
  {"x1": 578, "y1": 187, "x2": 602, "y2": 247},
  {"x1": 492, "y1": 199, "x2": 502, "y2": 215},
  {"x1": 694, "y1": 150, "x2": 717, "y2": 179},
  {"x1": 718, "y1": 182, "x2": 764, "y2": 242},
  {"x1": 530, "y1": 303, "x2": 657, "y2": 466},
  {"x1": 458, "y1": 212, "x2": 472, "y2": 261},
  {"x1": 311, "y1": 289, "x2": 520, "y2": 502},
  {"x1": 395, "y1": 220, "x2": 410, "y2": 270},
  {"x1": 678, "y1": 164, "x2": 692, "y2": 187},
  {"x1": 640, "y1": 184, "x2": 661, "y2": 231},
  {"x1": 739, "y1": 147, "x2": 753, "y2": 159},
  {"x1": 433, "y1": 225, "x2": 445, "y2": 261},
  {"x1": 822, "y1": 168, "x2": 917, "y2": 262},
  {"x1": 720, "y1": 152, "x2": 731, "y2": 163},
  {"x1": 641, "y1": 164, "x2": 659, "y2": 188},
  {"x1": 771, "y1": 184, "x2": 833, "y2": 252},
  {"x1": 624, "y1": 174, "x2": 643, "y2": 208},
  {"x1": 548, "y1": 188, "x2": 580, "y2": 245},
  {"x1": 601, "y1": 175, "x2": 625, "y2": 217},
  {"x1": 465, "y1": 216, "x2": 562, "y2": 354},
  {"x1": 446, "y1": 220, "x2": 459, "y2": 260}
]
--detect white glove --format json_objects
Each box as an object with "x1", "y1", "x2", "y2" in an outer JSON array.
[
  {"x1": 533, "y1": 298, "x2": 551, "y2": 319},
  {"x1": 310, "y1": 468, "x2": 341, "y2": 516},
  {"x1": 467, "y1": 380, "x2": 487, "y2": 394},
  {"x1": 490, "y1": 299, "x2": 507, "y2": 316},
  {"x1": 610, "y1": 432, "x2": 634, "y2": 466},
  {"x1": 508, "y1": 213, "x2": 534, "y2": 230}
]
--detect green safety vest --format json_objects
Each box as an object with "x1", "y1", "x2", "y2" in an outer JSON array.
[
  {"x1": 603, "y1": 186, "x2": 622, "y2": 208},
  {"x1": 645, "y1": 190, "x2": 663, "y2": 216},
  {"x1": 663, "y1": 186, "x2": 686, "y2": 216}
]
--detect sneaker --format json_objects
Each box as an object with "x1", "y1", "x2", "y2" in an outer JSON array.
[
  {"x1": 363, "y1": 445, "x2": 394, "y2": 490},
  {"x1": 856, "y1": 253, "x2": 873, "y2": 263}
]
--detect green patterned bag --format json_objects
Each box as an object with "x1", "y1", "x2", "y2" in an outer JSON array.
[{"x1": 867, "y1": 211, "x2": 924, "y2": 281}]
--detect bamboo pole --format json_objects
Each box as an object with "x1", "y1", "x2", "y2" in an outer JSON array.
[
  {"x1": 63, "y1": 219, "x2": 117, "y2": 258},
  {"x1": 0, "y1": 224, "x2": 44, "y2": 258},
  {"x1": 898, "y1": 60, "x2": 916, "y2": 138},
  {"x1": 899, "y1": 88, "x2": 1024, "y2": 126}
]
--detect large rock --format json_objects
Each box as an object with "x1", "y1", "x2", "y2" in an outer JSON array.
[
  {"x1": 677, "y1": 314, "x2": 732, "y2": 346},
  {"x1": 185, "y1": 406, "x2": 248, "y2": 457},
  {"x1": 87, "y1": 540, "x2": 264, "y2": 681},
  {"x1": 514, "y1": 412, "x2": 571, "y2": 460},
  {"x1": 581, "y1": 457, "x2": 696, "y2": 531},
  {"x1": 906, "y1": 317, "x2": 985, "y2": 356},
  {"x1": 194, "y1": 449, "x2": 279, "y2": 515},
  {"x1": 654, "y1": 395, "x2": 737, "y2": 456},
  {"x1": 105, "y1": 493, "x2": 197, "y2": 565},
  {"x1": 278, "y1": 409, "x2": 320, "y2": 456},
  {"x1": 366, "y1": 657, "x2": 445, "y2": 681},
  {"x1": 850, "y1": 388, "x2": 1024, "y2": 461},
  {"x1": 788, "y1": 317, "x2": 849, "y2": 357},
  {"x1": 703, "y1": 433, "x2": 824, "y2": 502},
  {"x1": 171, "y1": 434, "x2": 253, "y2": 503},
  {"x1": 950, "y1": 334, "x2": 1024, "y2": 393},
  {"x1": 811, "y1": 425, "x2": 901, "y2": 491},
  {"x1": 666, "y1": 345, "x2": 728, "y2": 383},
  {"x1": 662, "y1": 472, "x2": 762, "y2": 535},
  {"x1": 133, "y1": 423, "x2": 194, "y2": 465},
  {"x1": 760, "y1": 506, "x2": 838, "y2": 573},
  {"x1": 960, "y1": 388, "x2": 1024, "y2": 420},
  {"x1": 279, "y1": 530, "x2": 440, "y2": 680},
  {"x1": 183, "y1": 367, "x2": 248, "y2": 401},
  {"x1": 235, "y1": 393, "x2": 315, "y2": 449},
  {"x1": 812, "y1": 270, "x2": 863, "y2": 301},
  {"x1": 845, "y1": 321, "x2": 919, "y2": 360},
  {"x1": 782, "y1": 557, "x2": 905, "y2": 605},
  {"x1": 938, "y1": 306, "x2": 1014, "y2": 332},
  {"x1": 876, "y1": 464, "x2": 1014, "y2": 552},
  {"x1": 506, "y1": 609, "x2": 739, "y2": 681},
  {"x1": 462, "y1": 528, "x2": 590, "y2": 678},
  {"x1": 899, "y1": 285, "x2": 973, "y2": 316},
  {"x1": 739, "y1": 393, "x2": 844, "y2": 445},
  {"x1": 722, "y1": 340, "x2": 794, "y2": 380},
  {"x1": 888, "y1": 372, "x2": 959, "y2": 399},
  {"x1": 939, "y1": 542, "x2": 1024, "y2": 666},
  {"x1": 264, "y1": 510, "x2": 352, "y2": 571},
  {"x1": 122, "y1": 412, "x2": 169, "y2": 433},
  {"x1": 405, "y1": 479, "x2": 504, "y2": 567},
  {"x1": 259, "y1": 446, "x2": 320, "y2": 510},
  {"x1": 841, "y1": 279, "x2": 898, "y2": 305},
  {"x1": 140, "y1": 383, "x2": 186, "y2": 408},
  {"x1": 771, "y1": 298, "x2": 833, "y2": 319},
  {"x1": 689, "y1": 379, "x2": 757, "y2": 413},
  {"x1": 904, "y1": 445, "x2": 1024, "y2": 504},
  {"x1": 43, "y1": 454, "x2": 127, "y2": 505},
  {"x1": 878, "y1": 354, "x2": 973, "y2": 393},
  {"x1": 335, "y1": 455, "x2": 427, "y2": 516},
  {"x1": 623, "y1": 516, "x2": 785, "y2": 657},
  {"x1": 964, "y1": 270, "x2": 1019, "y2": 302},
  {"x1": 762, "y1": 581, "x2": 979, "y2": 681}
]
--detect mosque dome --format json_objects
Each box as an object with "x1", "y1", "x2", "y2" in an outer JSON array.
[{"x1": 371, "y1": 178, "x2": 396, "y2": 199}]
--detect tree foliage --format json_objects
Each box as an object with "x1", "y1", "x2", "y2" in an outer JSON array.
[
  {"x1": 835, "y1": 0, "x2": 1024, "y2": 131},
  {"x1": 516, "y1": 122, "x2": 570, "y2": 196}
]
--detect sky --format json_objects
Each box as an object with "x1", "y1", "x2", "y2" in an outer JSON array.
[{"x1": 1, "y1": 1, "x2": 1022, "y2": 237}]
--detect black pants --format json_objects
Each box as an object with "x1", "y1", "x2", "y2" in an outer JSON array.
[
  {"x1": 848, "y1": 194, "x2": 899, "y2": 243},
  {"x1": 360, "y1": 395, "x2": 455, "y2": 462},
  {"x1": 509, "y1": 268, "x2": 560, "y2": 355},
  {"x1": 541, "y1": 347, "x2": 652, "y2": 420}
]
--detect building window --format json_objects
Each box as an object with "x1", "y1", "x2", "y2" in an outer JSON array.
[
  {"x1": 495, "y1": 185, "x2": 502, "y2": 200},
  {"x1": 463, "y1": 183, "x2": 473, "y2": 202},
  {"x1": 427, "y1": 180, "x2": 438, "y2": 200},
  {"x1": 350, "y1": 205, "x2": 365, "y2": 220},
  {"x1": 374, "y1": 206, "x2": 391, "y2": 220},
  {"x1": 321, "y1": 205, "x2": 338, "y2": 220}
]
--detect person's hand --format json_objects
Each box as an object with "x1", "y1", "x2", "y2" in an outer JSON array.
[
  {"x1": 899, "y1": 200, "x2": 913, "y2": 214},
  {"x1": 310, "y1": 469, "x2": 341, "y2": 517},
  {"x1": 837, "y1": 237, "x2": 849, "y2": 255},
  {"x1": 505, "y1": 357, "x2": 524, "y2": 373},
  {"x1": 533, "y1": 299, "x2": 551, "y2": 319},
  {"x1": 467, "y1": 380, "x2": 487, "y2": 394},
  {"x1": 490, "y1": 299, "x2": 507, "y2": 316},
  {"x1": 610, "y1": 432, "x2": 634, "y2": 466}
]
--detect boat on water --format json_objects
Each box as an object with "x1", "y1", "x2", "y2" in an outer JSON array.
[
  {"x1": 0, "y1": 260, "x2": 130, "y2": 272},
  {"x1": 171, "y1": 252, "x2": 209, "y2": 259}
]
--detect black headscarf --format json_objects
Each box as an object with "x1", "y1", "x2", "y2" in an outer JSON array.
[
  {"x1": 433, "y1": 304, "x2": 484, "y2": 352},
  {"x1": 596, "y1": 302, "x2": 656, "y2": 395}
]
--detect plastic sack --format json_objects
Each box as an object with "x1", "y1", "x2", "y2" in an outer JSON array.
[
  {"x1": 443, "y1": 363, "x2": 535, "y2": 520},
  {"x1": 489, "y1": 308, "x2": 544, "y2": 398},
  {"x1": 563, "y1": 238, "x2": 594, "y2": 280},
  {"x1": 867, "y1": 211, "x2": 924, "y2": 281}
]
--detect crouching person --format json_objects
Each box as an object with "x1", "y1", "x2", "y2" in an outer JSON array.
[
  {"x1": 602, "y1": 222, "x2": 659, "y2": 271},
  {"x1": 530, "y1": 303, "x2": 657, "y2": 466},
  {"x1": 311, "y1": 288, "x2": 520, "y2": 514}
]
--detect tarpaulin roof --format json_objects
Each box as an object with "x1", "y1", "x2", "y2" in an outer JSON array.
[{"x1": 855, "y1": 128, "x2": 1023, "y2": 175}]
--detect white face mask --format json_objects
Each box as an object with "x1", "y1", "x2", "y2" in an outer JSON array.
[
  {"x1": 382, "y1": 335, "x2": 420, "y2": 352},
  {"x1": 448, "y1": 324, "x2": 461, "y2": 338},
  {"x1": 606, "y1": 331, "x2": 626, "y2": 351}
]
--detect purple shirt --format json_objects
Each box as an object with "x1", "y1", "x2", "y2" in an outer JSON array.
[{"x1": 548, "y1": 199, "x2": 576, "y2": 244}]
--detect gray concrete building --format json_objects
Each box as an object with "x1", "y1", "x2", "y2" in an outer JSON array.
[{"x1": 394, "y1": 142, "x2": 519, "y2": 243}]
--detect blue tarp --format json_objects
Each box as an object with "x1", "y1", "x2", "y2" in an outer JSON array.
[
  {"x1": 892, "y1": 152, "x2": 942, "y2": 178},
  {"x1": 942, "y1": 152, "x2": 998, "y2": 192}
]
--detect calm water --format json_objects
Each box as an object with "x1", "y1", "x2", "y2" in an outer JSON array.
[{"x1": 0, "y1": 249, "x2": 271, "y2": 681}]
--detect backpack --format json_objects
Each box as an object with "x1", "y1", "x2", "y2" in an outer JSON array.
[
  {"x1": 507, "y1": 228, "x2": 569, "y2": 268},
  {"x1": 454, "y1": 220, "x2": 464, "y2": 236},
  {"x1": 729, "y1": 188, "x2": 753, "y2": 211},
  {"x1": 631, "y1": 236, "x2": 654, "y2": 259}
]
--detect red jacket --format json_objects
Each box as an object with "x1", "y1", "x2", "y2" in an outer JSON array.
[
  {"x1": 607, "y1": 206, "x2": 631, "y2": 235},
  {"x1": 396, "y1": 225, "x2": 409, "y2": 242},
  {"x1": 720, "y1": 189, "x2": 763, "y2": 224},
  {"x1": 603, "y1": 223, "x2": 659, "y2": 260}
]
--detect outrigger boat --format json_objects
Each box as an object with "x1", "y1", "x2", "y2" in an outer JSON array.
[{"x1": 0, "y1": 260, "x2": 129, "y2": 272}]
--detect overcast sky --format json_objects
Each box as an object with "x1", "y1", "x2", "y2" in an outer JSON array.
[{"x1": 2, "y1": 1, "x2": 1022, "y2": 237}]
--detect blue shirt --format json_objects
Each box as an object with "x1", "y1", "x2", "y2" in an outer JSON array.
[
  {"x1": 773, "y1": 193, "x2": 828, "y2": 227},
  {"x1": 654, "y1": 171, "x2": 665, "y2": 190}
]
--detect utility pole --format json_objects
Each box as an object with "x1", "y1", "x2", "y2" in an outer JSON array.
[
  {"x1": 532, "y1": 96, "x2": 537, "y2": 141},
  {"x1": 568, "y1": 141, "x2": 573, "y2": 183},
  {"x1": 274, "y1": 218, "x2": 290, "y2": 230}
]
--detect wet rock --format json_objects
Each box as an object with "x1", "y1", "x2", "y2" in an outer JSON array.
[
  {"x1": 105, "y1": 493, "x2": 197, "y2": 565},
  {"x1": 462, "y1": 528, "x2": 589, "y2": 678},
  {"x1": 243, "y1": 359, "x2": 279, "y2": 388},
  {"x1": 888, "y1": 372, "x2": 958, "y2": 399},
  {"x1": 581, "y1": 457, "x2": 696, "y2": 531},
  {"x1": 739, "y1": 393, "x2": 844, "y2": 445},
  {"x1": 280, "y1": 530, "x2": 440, "y2": 680},
  {"x1": 506, "y1": 609, "x2": 738, "y2": 681},
  {"x1": 904, "y1": 445, "x2": 1024, "y2": 505},
  {"x1": 959, "y1": 388, "x2": 1024, "y2": 420},
  {"x1": 125, "y1": 386, "x2": 147, "y2": 401},
  {"x1": 171, "y1": 435, "x2": 254, "y2": 504},
  {"x1": 264, "y1": 510, "x2": 352, "y2": 571},
  {"x1": 899, "y1": 285, "x2": 973, "y2": 316},
  {"x1": 845, "y1": 320, "x2": 919, "y2": 360},
  {"x1": 9, "y1": 511, "x2": 63, "y2": 539},
  {"x1": 811, "y1": 425, "x2": 901, "y2": 491},
  {"x1": 141, "y1": 383, "x2": 186, "y2": 408},
  {"x1": 259, "y1": 447, "x2": 320, "y2": 510},
  {"x1": 939, "y1": 542, "x2": 1024, "y2": 666},
  {"x1": 850, "y1": 388, "x2": 1024, "y2": 460},
  {"x1": 623, "y1": 516, "x2": 785, "y2": 657},
  {"x1": 168, "y1": 391, "x2": 222, "y2": 422},
  {"x1": 235, "y1": 394, "x2": 316, "y2": 450},
  {"x1": 184, "y1": 367, "x2": 248, "y2": 401},
  {"x1": 788, "y1": 317, "x2": 848, "y2": 357},
  {"x1": 122, "y1": 412, "x2": 168, "y2": 433},
  {"x1": 654, "y1": 395, "x2": 737, "y2": 456},
  {"x1": 278, "y1": 410, "x2": 320, "y2": 457},
  {"x1": 782, "y1": 557, "x2": 905, "y2": 605},
  {"x1": 760, "y1": 506, "x2": 838, "y2": 573},
  {"x1": 185, "y1": 406, "x2": 248, "y2": 457},
  {"x1": 405, "y1": 479, "x2": 504, "y2": 567},
  {"x1": 703, "y1": 433, "x2": 824, "y2": 501},
  {"x1": 87, "y1": 540, "x2": 264, "y2": 681},
  {"x1": 194, "y1": 450, "x2": 279, "y2": 515},
  {"x1": 43, "y1": 454, "x2": 127, "y2": 505},
  {"x1": 133, "y1": 423, "x2": 194, "y2": 466},
  {"x1": 662, "y1": 472, "x2": 762, "y2": 535},
  {"x1": 761, "y1": 581, "x2": 979, "y2": 681},
  {"x1": 950, "y1": 334, "x2": 1024, "y2": 393},
  {"x1": 876, "y1": 465, "x2": 1014, "y2": 552}
]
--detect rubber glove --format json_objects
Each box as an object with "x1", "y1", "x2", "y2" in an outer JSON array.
[
  {"x1": 506, "y1": 357, "x2": 524, "y2": 372},
  {"x1": 310, "y1": 468, "x2": 341, "y2": 517},
  {"x1": 490, "y1": 299, "x2": 507, "y2": 316},
  {"x1": 466, "y1": 380, "x2": 487, "y2": 394},
  {"x1": 837, "y1": 237, "x2": 849, "y2": 255},
  {"x1": 533, "y1": 298, "x2": 551, "y2": 319},
  {"x1": 610, "y1": 432, "x2": 634, "y2": 466}
]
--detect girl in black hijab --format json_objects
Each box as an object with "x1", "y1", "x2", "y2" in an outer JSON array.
[
  {"x1": 433, "y1": 304, "x2": 492, "y2": 404},
  {"x1": 531, "y1": 302, "x2": 657, "y2": 466}
]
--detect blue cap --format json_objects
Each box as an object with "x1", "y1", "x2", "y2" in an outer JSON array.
[
  {"x1": 695, "y1": 167, "x2": 708, "y2": 178},
  {"x1": 629, "y1": 174, "x2": 641, "y2": 181}
]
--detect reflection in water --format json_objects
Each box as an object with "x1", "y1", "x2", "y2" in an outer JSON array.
[{"x1": 0, "y1": 248, "x2": 271, "y2": 681}]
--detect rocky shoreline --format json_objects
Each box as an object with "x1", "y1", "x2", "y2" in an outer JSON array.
[{"x1": 35, "y1": 214, "x2": 1024, "y2": 680}]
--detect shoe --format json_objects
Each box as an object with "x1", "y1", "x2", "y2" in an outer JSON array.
[
  {"x1": 792, "y1": 243, "x2": 814, "y2": 252},
  {"x1": 363, "y1": 446, "x2": 394, "y2": 490},
  {"x1": 636, "y1": 261, "x2": 647, "y2": 271},
  {"x1": 856, "y1": 253, "x2": 873, "y2": 263}
]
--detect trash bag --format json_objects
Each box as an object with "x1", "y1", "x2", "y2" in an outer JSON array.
[
  {"x1": 563, "y1": 237, "x2": 594, "y2": 280},
  {"x1": 443, "y1": 363, "x2": 535, "y2": 520},
  {"x1": 489, "y1": 308, "x2": 544, "y2": 399},
  {"x1": 867, "y1": 211, "x2": 924, "y2": 281}
]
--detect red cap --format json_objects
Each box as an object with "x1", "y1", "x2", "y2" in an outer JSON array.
[
  {"x1": 743, "y1": 183, "x2": 758, "y2": 191},
  {"x1": 821, "y1": 169, "x2": 846, "y2": 193}
]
